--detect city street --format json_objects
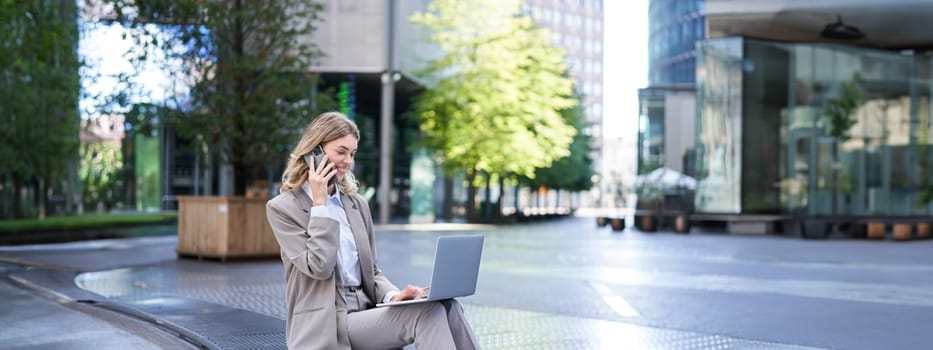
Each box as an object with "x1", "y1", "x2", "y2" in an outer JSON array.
[
  {"x1": 9, "y1": 1, "x2": 933, "y2": 349},
  {"x1": 2, "y1": 216, "x2": 933, "y2": 349}
]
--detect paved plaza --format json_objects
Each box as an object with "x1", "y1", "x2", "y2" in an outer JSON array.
[{"x1": 2, "y1": 216, "x2": 933, "y2": 349}]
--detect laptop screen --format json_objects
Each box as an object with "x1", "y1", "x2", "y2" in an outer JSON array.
[{"x1": 425, "y1": 235, "x2": 484, "y2": 300}]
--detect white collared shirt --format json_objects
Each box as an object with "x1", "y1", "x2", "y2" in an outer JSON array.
[{"x1": 302, "y1": 182, "x2": 361, "y2": 287}]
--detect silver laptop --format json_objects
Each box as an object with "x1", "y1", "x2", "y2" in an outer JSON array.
[{"x1": 376, "y1": 235, "x2": 484, "y2": 307}]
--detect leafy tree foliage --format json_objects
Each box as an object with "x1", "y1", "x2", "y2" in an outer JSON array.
[
  {"x1": 410, "y1": 0, "x2": 578, "y2": 180},
  {"x1": 522, "y1": 92, "x2": 594, "y2": 191},
  {"x1": 823, "y1": 73, "x2": 862, "y2": 214},
  {"x1": 824, "y1": 73, "x2": 862, "y2": 142},
  {"x1": 97, "y1": 0, "x2": 333, "y2": 195},
  {"x1": 0, "y1": 0, "x2": 80, "y2": 218},
  {"x1": 79, "y1": 140, "x2": 122, "y2": 211}
]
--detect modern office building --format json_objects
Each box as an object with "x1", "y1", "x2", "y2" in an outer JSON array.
[
  {"x1": 523, "y1": 0, "x2": 605, "y2": 174},
  {"x1": 695, "y1": 0, "x2": 933, "y2": 217},
  {"x1": 301, "y1": 0, "x2": 436, "y2": 222},
  {"x1": 638, "y1": 0, "x2": 933, "y2": 220},
  {"x1": 638, "y1": 0, "x2": 704, "y2": 176},
  {"x1": 649, "y1": 0, "x2": 704, "y2": 86}
]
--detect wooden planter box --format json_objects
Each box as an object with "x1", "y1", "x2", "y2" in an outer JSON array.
[
  {"x1": 609, "y1": 218, "x2": 625, "y2": 231},
  {"x1": 892, "y1": 223, "x2": 912, "y2": 241},
  {"x1": 801, "y1": 218, "x2": 831, "y2": 239},
  {"x1": 917, "y1": 223, "x2": 931, "y2": 239},
  {"x1": 177, "y1": 196, "x2": 279, "y2": 261},
  {"x1": 674, "y1": 215, "x2": 690, "y2": 233},
  {"x1": 596, "y1": 217, "x2": 608, "y2": 227},
  {"x1": 867, "y1": 222, "x2": 885, "y2": 240},
  {"x1": 636, "y1": 215, "x2": 657, "y2": 232}
]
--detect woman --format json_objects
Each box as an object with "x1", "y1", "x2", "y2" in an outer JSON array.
[{"x1": 266, "y1": 112, "x2": 479, "y2": 350}]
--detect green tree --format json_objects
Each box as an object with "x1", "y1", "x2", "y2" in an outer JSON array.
[
  {"x1": 79, "y1": 141, "x2": 123, "y2": 212},
  {"x1": 411, "y1": 0, "x2": 577, "y2": 218},
  {"x1": 99, "y1": 0, "x2": 333, "y2": 195},
  {"x1": 0, "y1": 0, "x2": 80, "y2": 219},
  {"x1": 823, "y1": 73, "x2": 862, "y2": 214},
  {"x1": 522, "y1": 91, "x2": 595, "y2": 192}
]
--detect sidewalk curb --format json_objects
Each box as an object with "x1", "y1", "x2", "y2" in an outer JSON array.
[
  {"x1": 85, "y1": 299, "x2": 225, "y2": 350},
  {"x1": 0, "y1": 256, "x2": 72, "y2": 272},
  {"x1": 5, "y1": 260, "x2": 286, "y2": 350},
  {"x1": 9, "y1": 270, "x2": 217, "y2": 350}
]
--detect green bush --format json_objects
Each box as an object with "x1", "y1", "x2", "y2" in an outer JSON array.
[{"x1": 0, "y1": 213, "x2": 177, "y2": 235}]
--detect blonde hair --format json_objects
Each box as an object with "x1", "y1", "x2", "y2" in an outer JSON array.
[{"x1": 279, "y1": 111, "x2": 360, "y2": 195}]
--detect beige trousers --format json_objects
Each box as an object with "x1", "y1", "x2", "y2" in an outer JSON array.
[{"x1": 343, "y1": 287, "x2": 480, "y2": 350}]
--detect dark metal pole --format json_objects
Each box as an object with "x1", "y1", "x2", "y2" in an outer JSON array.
[{"x1": 379, "y1": 0, "x2": 396, "y2": 224}]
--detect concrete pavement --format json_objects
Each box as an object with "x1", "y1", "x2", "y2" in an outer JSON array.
[
  {"x1": 3, "y1": 216, "x2": 932, "y2": 349},
  {"x1": 0, "y1": 262, "x2": 197, "y2": 350}
]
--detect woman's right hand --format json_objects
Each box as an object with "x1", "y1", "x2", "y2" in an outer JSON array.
[
  {"x1": 391, "y1": 285, "x2": 430, "y2": 302},
  {"x1": 307, "y1": 157, "x2": 336, "y2": 206}
]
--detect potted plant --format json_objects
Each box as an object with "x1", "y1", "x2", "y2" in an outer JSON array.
[
  {"x1": 674, "y1": 214, "x2": 690, "y2": 233},
  {"x1": 892, "y1": 222, "x2": 912, "y2": 241},
  {"x1": 917, "y1": 221, "x2": 931, "y2": 239},
  {"x1": 801, "y1": 217, "x2": 832, "y2": 239},
  {"x1": 867, "y1": 221, "x2": 886, "y2": 239},
  {"x1": 634, "y1": 179, "x2": 663, "y2": 232},
  {"x1": 823, "y1": 73, "x2": 863, "y2": 216}
]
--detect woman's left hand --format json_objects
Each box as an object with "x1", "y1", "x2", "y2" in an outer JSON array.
[{"x1": 391, "y1": 284, "x2": 430, "y2": 302}]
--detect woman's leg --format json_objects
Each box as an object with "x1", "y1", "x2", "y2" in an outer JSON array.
[
  {"x1": 347, "y1": 299, "x2": 456, "y2": 350},
  {"x1": 439, "y1": 299, "x2": 480, "y2": 350}
]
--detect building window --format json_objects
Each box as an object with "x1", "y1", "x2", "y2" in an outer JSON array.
[
  {"x1": 695, "y1": 18, "x2": 704, "y2": 40},
  {"x1": 683, "y1": 21, "x2": 692, "y2": 49}
]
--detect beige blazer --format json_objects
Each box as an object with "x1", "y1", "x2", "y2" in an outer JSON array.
[{"x1": 266, "y1": 188, "x2": 398, "y2": 350}]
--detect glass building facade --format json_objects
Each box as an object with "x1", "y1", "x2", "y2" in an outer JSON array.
[
  {"x1": 639, "y1": 0, "x2": 704, "y2": 176},
  {"x1": 638, "y1": 89, "x2": 666, "y2": 173},
  {"x1": 648, "y1": 0, "x2": 704, "y2": 85},
  {"x1": 695, "y1": 37, "x2": 933, "y2": 216}
]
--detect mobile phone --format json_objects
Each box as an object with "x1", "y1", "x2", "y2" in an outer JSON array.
[{"x1": 304, "y1": 145, "x2": 337, "y2": 186}]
